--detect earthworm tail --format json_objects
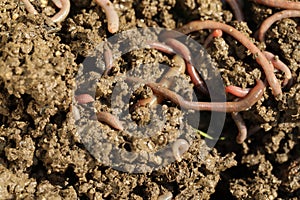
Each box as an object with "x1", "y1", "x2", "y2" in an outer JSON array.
[
  {"x1": 232, "y1": 111, "x2": 247, "y2": 144},
  {"x1": 226, "y1": 85, "x2": 250, "y2": 98},
  {"x1": 172, "y1": 139, "x2": 190, "y2": 162},
  {"x1": 146, "y1": 79, "x2": 265, "y2": 112},
  {"x1": 103, "y1": 44, "x2": 114, "y2": 75},
  {"x1": 161, "y1": 20, "x2": 282, "y2": 97},
  {"x1": 96, "y1": 111, "x2": 124, "y2": 130},
  {"x1": 21, "y1": 0, "x2": 38, "y2": 14},
  {"x1": 75, "y1": 94, "x2": 95, "y2": 104},
  {"x1": 51, "y1": 0, "x2": 70, "y2": 23},
  {"x1": 263, "y1": 51, "x2": 291, "y2": 86},
  {"x1": 252, "y1": 0, "x2": 300, "y2": 10},
  {"x1": 258, "y1": 10, "x2": 300, "y2": 42},
  {"x1": 94, "y1": 0, "x2": 119, "y2": 33}
]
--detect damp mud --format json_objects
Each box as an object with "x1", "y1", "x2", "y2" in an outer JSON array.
[{"x1": 0, "y1": 0, "x2": 299, "y2": 199}]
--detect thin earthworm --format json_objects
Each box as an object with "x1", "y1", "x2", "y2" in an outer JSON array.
[
  {"x1": 51, "y1": 0, "x2": 70, "y2": 23},
  {"x1": 94, "y1": 0, "x2": 119, "y2": 33},
  {"x1": 136, "y1": 55, "x2": 186, "y2": 107},
  {"x1": 20, "y1": 0, "x2": 38, "y2": 14},
  {"x1": 203, "y1": 29, "x2": 223, "y2": 48},
  {"x1": 172, "y1": 139, "x2": 190, "y2": 162},
  {"x1": 103, "y1": 44, "x2": 114, "y2": 75},
  {"x1": 163, "y1": 38, "x2": 209, "y2": 95},
  {"x1": 225, "y1": 0, "x2": 244, "y2": 21},
  {"x1": 20, "y1": 0, "x2": 70, "y2": 23},
  {"x1": 160, "y1": 20, "x2": 282, "y2": 97},
  {"x1": 258, "y1": 10, "x2": 300, "y2": 42},
  {"x1": 263, "y1": 51, "x2": 292, "y2": 86},
  {"x1": 146, "y1": 41, "x2": 177, "y2": 55},
  {"x1": 231, "y1": 111, "x2": 247, "y2": 143},
  {"x1": 146, "y1": 79, "x2": 265, "y2": 112},
  {"x1": 75, "y1": 94, "x2": 95, "y2": 104},
  {"x1": 96, "y1": 111, "x2": 124, "y2": 130},
  {"x1": 252, "y1": 0, "x2": 300, "y2": 10},
  {"x1": 226, "y1": 85, "x2": 250, "y2": 98}
]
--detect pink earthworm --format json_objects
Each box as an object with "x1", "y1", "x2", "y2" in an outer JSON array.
[
  {"x1": 258, "y1": 10, "x2": 300, "y2": 42},
  {"x1": 263, "y1": 51, "x2": 292, "y2": 86},
  {"x1": 96, "y1": 111, "x2": 124, "y2": 130},
  {"x1": 94, "y1": 0, "x2": 119, "y2": 33},
  {"x1": 203, "y1": 29, "x2": 223, "y2": 48},
  {"x1": 252, "y1": 0, "x2": 300, "y2": 10},
  {"x1": 75, "y1": 94, "x2": 95, "y2": 104},
  {"x1": 225, "y1": 0, "x2": 244, "y2": 21},
  {"x1": 226, "y1": 85, "x2": 250, "y2": 98},
  {"x1": 103, "y1": 44, "x2": 114, "y2": 75},
  {"x1": 146, "y1": 41, "x2": 176, "y2": 55},
  {"x1": 20, "y1": 0, "x2": 70, "y2": 23},
  {"x1": 52, "y1": 0, "x2": 62, "y2": 8},
  {"x1": 172, "y1": 139, "x2": 190, "y2": 162},
  {"x1": 163, "y1": 38, "x2": 209, "y2": 95},
  {"x1": 160, "y1": 20, "x2": 282, "y2": 97},
  {"x1": 231, "y1": 111, "x2": 247, "y2": 144},
  {"x1": 146, "y1": 79, "x2": 265, "y2": 112}
]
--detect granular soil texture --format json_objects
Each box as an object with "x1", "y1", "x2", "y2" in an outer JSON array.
[{"x1": 0, "y1": 0, "x2": 299, "y2": 199}]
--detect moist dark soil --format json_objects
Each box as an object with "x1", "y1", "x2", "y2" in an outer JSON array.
[{"x1": 0, "y1": 0, "x2": 299, "y2": 199}]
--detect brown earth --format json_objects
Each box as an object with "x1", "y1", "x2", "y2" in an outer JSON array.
[{"x1": 0, "y1": 0, "x2": 299, "y2": 199}]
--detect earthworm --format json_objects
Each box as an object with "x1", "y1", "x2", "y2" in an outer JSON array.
[
  {"x1": 94, "y1": 0, "x2": 119, "y2": 33},
  {"x1": 163, "y1": 38, "x2": 209, "y2": 95},
  {"x1": 146, "y1": 79, "x2": 265, "y2": 112},
  {"x1": 203, "y1": 29, "x2": 223, "y2": 48},
  {"x1": 257, "y1": 10, "x2": 300, "y2": 42},
  {"x1": 232, "y1": 111, "x2": 247, "y2": 143},
  {"x1": 103, "y1": 44, "x2": 114, "y2": 75},
  {"x1": 51, "y1": 0, "x2": 70, "y2": 23},
  {"x1": 20, "y1": 0, "x2": 70, "y2": 23},
  {"x1": 225, "y1": 0, "x2": 244, "y2": 21},
  {"x1": 75, "y1": 94, "x2": 95, "y2": 104},
  {"x1": 231, "y1": 98, "x2": 248, "y2": 144},
  {"x1": 226, "y1": 85, "x2": 250, "y2": 98},
  {"x1": 263, "y1": 51, "x2": 292, "y2": 86},
  {"x1": 21, "y1": 0, "x2": 38, "y2": 14},
  {"x1": 96, "y1": 111, "x2": 124, "y2": 130},
  {"x1": 157, "y1": 191, "x2": 173, "y2": 200},
  {"x1": 136, "y1": 55, "x2": 186, "y2": 107},
  {"x1": 146, "y1": 41, "x2": 176, "y2": 55},
  {"x1": 160, "y1": 20, "x2": 282, "y2": 97},
  {"x1": 172, "y1": 139, "x2": 190, "y2": 162},
  {"x1": 252, "y1": 0, "x2": 300, "y2": 10}
]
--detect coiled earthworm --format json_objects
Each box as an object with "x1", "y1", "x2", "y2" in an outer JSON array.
[
  {"x1": 21, "y1": 0, "x2": 70, "y2": 23},
  {"x1": 94, "y1": 0, "x2": 119, "y2": 33},
  {"x1": 252, "y1": 0, "x2": 300, "y2": 10},
  {"x1": 96, "y1": 111, "x2": 124, "y2": 130},
  {"x1": 172, "y1": 139, "x2": 190, "y2": 162},
  {"x1": 225, "y1": 0, "x2": 244, "y2": 21},
  {"x1": 258, "y1": 10, "x2": 300, "y2": 42},
  {"x1": 146, "y1": 79, "x2": 265, "y2": 112},
  {"x1": 75, "y1": 94, "x2": 95, "y2": 104},
  {"x1": 163, "y1": 38, "x2": 209, "y2": 95},
  {"x1": 136, "y1": 55, "x2": 186, "y2": 108},
  {"x1": 263, "y1": 51, "x2": 292, "y2": 86},
  {"x1": 160, "y1": 20, "x2": 282, "y2": 97},
  {"x1": 226, "y1": 85, "x2": 250, "y2": 98}
]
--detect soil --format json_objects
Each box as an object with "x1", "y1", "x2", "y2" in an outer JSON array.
[{"x1": 0, "y1": 0, "x2": 299, "y2": 199}]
